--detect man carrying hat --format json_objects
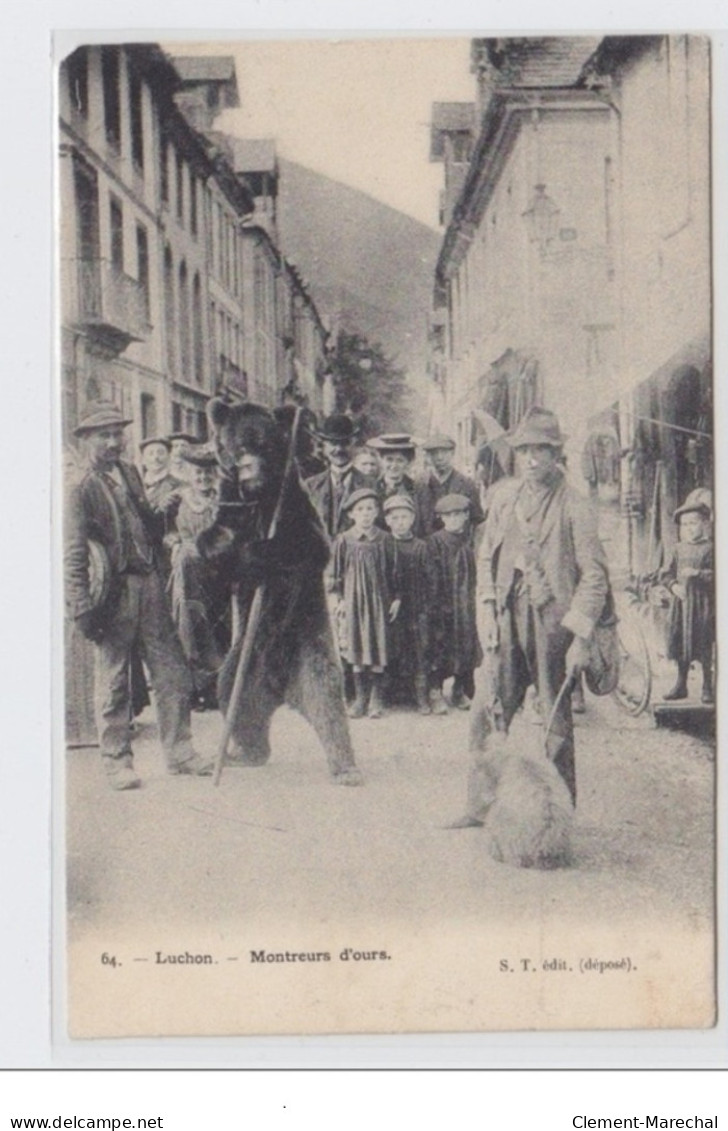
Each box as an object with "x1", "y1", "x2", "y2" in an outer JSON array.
[
  {"x1": 64, "y1": 403, "x2": 213, "y2": 789},
  {"x1": 305, "y1": 414, "x2": 375, "y2": 540},
  {"x1": 468, "y1": 406, "x2": 610, "y2": 804},
  {"x1": 415, "y1": 433, "x2": 484, "y2": 538}
]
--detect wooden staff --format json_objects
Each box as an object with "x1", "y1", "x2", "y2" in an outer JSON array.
[{"x1": 213, "y1": 407, "x2": 303, "y2": 786}]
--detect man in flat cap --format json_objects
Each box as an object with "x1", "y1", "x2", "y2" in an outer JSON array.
[
  {"x1": 139, "y1": 436, "x2": 175, "y2": 506},
  {"x1": 305, "y1": 414, "x2": 375, "y2": 541},
  {"x1": 168, "y1": 445, "x2": 230, "y2": 710},
  {"x1": 167, "y1": 432, "x2": 200, "y2": 482},
  {"x1": 64, "y1": 404, "x2": 213, "y2": 789},
  {"x1": 139, "y1": 435, "x2": 184, "y2": 582},
  {"x1": 469, "y1": 406, "x2": 610, "y2": 804},
  {"x1": 415, "y1": 433, "x2": 484, "y2": 538}
]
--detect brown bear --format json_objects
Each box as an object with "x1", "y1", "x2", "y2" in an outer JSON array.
[{"x1": 198, "y1": 397, "x2": 363, "y2": 785}]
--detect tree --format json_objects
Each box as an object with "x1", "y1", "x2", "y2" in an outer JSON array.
[{"x1": 331, "y1": 329, "x2": 412, "y2": 436}]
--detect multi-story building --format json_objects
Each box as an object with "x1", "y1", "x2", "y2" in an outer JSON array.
[
  {"x1": 60, "y1": 44, "x2": 330, "y2": 458},
  {"x1": 59, "y1": 44, "x2": 172, "y2": 450},
  {"x1": 430, "y1": 35, "x2": 711, "y2": 573},
  {"x1": 430, "y1": 37, "x2": 614, "y2": 473},
  {"x1": 580, "y1": 36, "x2": 711, "y2": 571}
]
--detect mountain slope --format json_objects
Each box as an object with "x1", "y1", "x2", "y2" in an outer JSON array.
[{"x1": 276, "y1": 159, "x2": 440, "y2": 423}]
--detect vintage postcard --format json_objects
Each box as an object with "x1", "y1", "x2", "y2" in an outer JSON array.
[{"x1": 58, "y1": 33, "x2": 716, "y2": 1039}]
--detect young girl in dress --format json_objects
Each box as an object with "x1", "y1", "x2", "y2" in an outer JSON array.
[
  {"x1": 660, "y1": 489, "x2": 714, "y2": 703},
  {"x1": 332, "y1": 487, "x2": 400, "y2": 718}
]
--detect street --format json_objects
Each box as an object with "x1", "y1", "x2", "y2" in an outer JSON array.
[{"x1": 67, "y1": 689, "x2": 713, "y2": 947}]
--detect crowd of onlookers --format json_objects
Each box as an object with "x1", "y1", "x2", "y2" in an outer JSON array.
[
  {"x1": 136, "y1": 415, "x2": 492, "y2": 720},
  {"x1": 65, "y1": 398, "x2": 715, "y2": 797}
]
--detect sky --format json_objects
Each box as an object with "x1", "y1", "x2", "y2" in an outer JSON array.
[{"x1": 164, "y1": 36, "x2": 475, "y2": 230}]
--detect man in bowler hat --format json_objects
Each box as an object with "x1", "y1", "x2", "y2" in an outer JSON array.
[
  {"x1": 469, "y1": 406, "x2": 610, "y2": 804},
  {"x1": 305, "y1": 414, "x2": 375, "y2": 540},
  {"x1": 64, "y1": 404, "x2": 213, "y2": 789}
]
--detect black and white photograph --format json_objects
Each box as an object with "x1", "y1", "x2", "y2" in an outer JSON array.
[{"x1": 57, "y1": 33, "x2": 716, "y2": 1039}]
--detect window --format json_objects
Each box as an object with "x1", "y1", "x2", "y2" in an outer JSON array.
[
  {"x1": 176, "y1": 152, "x2": 184, "y2": 223},
  {"x1": 140, "y1": 393, "x2": 157, "y2": 438},
  {"x1": 164, "y1": 245, "x2": 176, "y2": 376},
  {"x1": 129, "y1": 69, "x2": 144, "y2": 171},
  {"x1": 101, "y1": 47, "x2": 121, "y2": 150},
  {"x1": 160, "y1": 138, "x2": 169, "y2": 204},
  {"x1": 74, "y1": 158, "x2": 99, "y2": 261},
  {"x1": 192, "y1": 273, "x2": 204, "y2": 385},
  {"x1": 109, "y1": 195, "x2": 124, "y2": 271},
  {"x1": 179, "y1": 261, "x2": 190, "y2": 378},
  {"x1": 67, "y1": 47, "x2": 88, "y2": 117},
  {"x1": 172, "y1": 401, "x2": 183, "y2": 433},
  {"x1": 136, "y1": 224, "x2": 149, "y2": 316},
  {"x1": 190, "y1": 175, "x2": 198, "y2": 237}
]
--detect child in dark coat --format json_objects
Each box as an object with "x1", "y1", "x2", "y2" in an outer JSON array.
[
  {"x1": 332, "y1": 487, "x2": 401, "y2": 719},
  {"x1": 660, "y1": 490, "x2": 714, "y2": 703},
  {"x1": 383, "y1": 494, "x2": 432, "y2": 714},
  {"x1": 427, "y1": 493, "x2": 483, "y2": 714}
]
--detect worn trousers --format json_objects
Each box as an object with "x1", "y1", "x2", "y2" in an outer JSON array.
[
  {"x1": 470, "y1": 590, "x2": 576, "y2": 803},
  {"x1": 94, "y1": 572, "x2": 195, "y2": 767}
]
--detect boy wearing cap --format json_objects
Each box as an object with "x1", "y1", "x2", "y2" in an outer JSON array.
[
  {"x1": 471, "y1": 406, "x2": 610, "y2": 804},
  {"x1": 415, "y1": 434, "x2": 484, "y2": 538},
  {"x1": 331, "y1": 487, "x2": 401, "y2": 718},
  {"x1": 383, "y1": 494, "x2": 432, "y2": 714},
  {"x1": 305, "y1": 414, "x2": 375, "y2": 540},
  {"x1": 427, "y1": 494, "x2": 483, "y2": 713},
  {"x1": 64, "y1": 404, "x2": 213, "y2": 789},
  {"x1": 658, "y1": 489, "x2": 714, "y2": 703}
]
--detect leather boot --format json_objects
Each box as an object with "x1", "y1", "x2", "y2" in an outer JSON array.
[
  {"x1": 104, "y1": 754, "x2": 141, "y2": 791},
  {"x1": 368, "y1": 673, "x2": 385, "y2": 718},
  {"x1": 429, "y1": 686, "x2": 448, "y2": 715},
  {"x1": 347, "y1": 672, "x2": 368, "y2": 718},
  {"x1": 415, "y1": 674, "x2": 431, "y2": 714},
  {"x1": 664, "y1": 662, "x2": 689, "y2": 701}
]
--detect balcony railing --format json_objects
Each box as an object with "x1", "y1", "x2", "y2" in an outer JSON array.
[{"x1": 75, "y1": 257, "x2": 151, "y2": 355}]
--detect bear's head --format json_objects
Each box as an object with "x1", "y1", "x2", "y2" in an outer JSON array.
[{"x1": 207, "y1": 398, "x2": 285, "y2": 489}]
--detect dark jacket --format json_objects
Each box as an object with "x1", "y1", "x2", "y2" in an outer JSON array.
[
  {"x1": 304, "y1": 466, "x2": 376, "y2": 540},
  {"x1": 65, "y1": 461, "x2": 162, "y2": 618},
  {"x1": 478, "y1": 473, "x2": 609, "y2": 640},
  {"x1": 415, "y1": 469, "x2": 485, "y2": 537}
]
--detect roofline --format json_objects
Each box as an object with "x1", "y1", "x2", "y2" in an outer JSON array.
[
  {"x1": 435, "y1": 86, "x2": 610, "y2": 282},
  {"x1": 576, "y1": 35, "x2": 662, "y2": 83}
]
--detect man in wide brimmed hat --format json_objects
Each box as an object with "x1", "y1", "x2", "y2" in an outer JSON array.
[
  {"x1": 414, "y1": 432, "x2": 484, "y2": 538},
  {"x1": 65, "y1": 403, "x2": 213, "y2": 789},
  {"x1": 305, "y1": 414, "x2": 375, "y2": 540},
  {"x1": 465, "y1": 405, "x2": 611, "y2": 806}
]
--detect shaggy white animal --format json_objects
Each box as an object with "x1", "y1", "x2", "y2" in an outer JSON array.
[{"x1": 454, "y1": 734, "x2": 574, "y2": 870}]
